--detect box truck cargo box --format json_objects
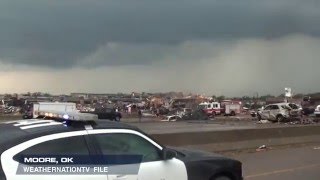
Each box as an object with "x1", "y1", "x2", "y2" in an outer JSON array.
[
  {"x1": 33, "y1": 102, "x2": 77, "y2": 118},
  {"x1": 225, "y1": 104, "x2": 241, "y2": 116}
]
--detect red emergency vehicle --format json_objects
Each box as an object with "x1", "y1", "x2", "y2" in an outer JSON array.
[{"x1": 198, "y1": 102, "x2": 222, "y2": 116}]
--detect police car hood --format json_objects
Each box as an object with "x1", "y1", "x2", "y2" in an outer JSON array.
[{"x1": 170, "y1": 146, "x2": 230, "y2": 161}]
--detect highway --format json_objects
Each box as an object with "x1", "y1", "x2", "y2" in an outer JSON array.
[
  {"x1": 133, "y1": 119, "x2": 320, "y2": 179},
  {"x1": 128, "y1": 120, "x2": 317, "y2": 134},
  {"x1": 229, "y1": 145, "x2": 320, "y2": 180},
  {"x1": 130, "y1": 120, "x2": 257, "y2": 134}
]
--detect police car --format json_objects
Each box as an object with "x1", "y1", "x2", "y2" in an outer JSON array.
[{"x1": 0, "y1": 111, "x2": 242, "y2": 180}]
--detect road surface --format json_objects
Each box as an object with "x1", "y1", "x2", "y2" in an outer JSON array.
[
  {"x1": 129, "y1": 121, "x2": 257, "y2": 134},
  {"x1": 229, "y1": 145, "x2": 320, "y2": 180},
  {"x1": 127, "y1": 120, "x2": 319, "y2": 134}
]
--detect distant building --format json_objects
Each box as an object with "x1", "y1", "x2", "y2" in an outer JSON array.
[
  {"x1": 24, "y1": 97, "x2": 53, "y2": 103},
  {"x1": 70, "y1": 93, "x2": 114, "y2": 99}
]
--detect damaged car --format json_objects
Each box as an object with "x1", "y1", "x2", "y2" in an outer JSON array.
[
  {"x1": 257, "y1": 103, "x2": 301, "y2": 122},
  {"x1": 163, "y1": 108, "x2": 209, "y2": 121},
  {"x1": 314, "y1": 105, "x2": 320, "y2": 117}
]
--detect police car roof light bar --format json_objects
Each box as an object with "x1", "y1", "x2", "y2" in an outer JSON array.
[{"x1": 37, "y1": 110, "x2": 98, "y2": 122}]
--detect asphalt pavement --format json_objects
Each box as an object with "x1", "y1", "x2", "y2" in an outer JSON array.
[
  {"x1": 129, "y1": 121, "x2": 257, "y2": 134},
  {"x1": 127, "y1": 119, "x2": 319, "y2": 134},
  {"x1": 229, "y1": 145, "x2": 320, "y2": 180}
]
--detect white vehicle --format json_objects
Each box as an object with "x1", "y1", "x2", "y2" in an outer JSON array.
[
  {"x1": 162, "y1": 115, "x2": 179, "y2": 122},
  {"x1": 163, "y1": 108, "x2": 192, "y2": 122},
  {"x1": 177, "y1": 108, "x2": 192, "y2": 117},
  {"x1": 314, "y1": 105, "x2": 320, "y2": 117},
  {"x1": 224, "y1": 104, "x2": 241, "y2": 116},
  {"x1": 33, "y1": 102, "x2": 77, "y2": 118},
  {"x1": 257, "y1": 103, "x2": 300, "y2": 122}
]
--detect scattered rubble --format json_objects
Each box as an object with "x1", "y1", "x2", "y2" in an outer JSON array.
[
  {"x1": 255, "y1": 120, "x2": 271, "y2": 124},
  {"x1": 256, "y1": 145, "x2": 272, "y2": 152}
]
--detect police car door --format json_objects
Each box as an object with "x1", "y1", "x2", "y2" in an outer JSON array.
[
  {"x1": 2, "y1": 129, "x2": 107, "y2": 180},
  {"x1": 88, "y1": 129, "x2": 188, "y2": 180}
]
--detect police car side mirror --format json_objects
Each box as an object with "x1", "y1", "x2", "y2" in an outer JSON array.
[{"x1": 162, "y1": 148, "x2": 177, "y2": 160}]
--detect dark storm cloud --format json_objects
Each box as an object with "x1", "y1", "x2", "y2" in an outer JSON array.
[{"x1": 0, "y1": 0, "x2": 320, "y2": 67}]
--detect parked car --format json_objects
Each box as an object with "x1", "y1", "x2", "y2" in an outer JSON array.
[
  {"x1": 257, "y1": 103, "x2": 301, "y2": 122},
  {"x1": 164, "y1": 108, "x2": 210, "y2": 121},
  {"x1": 180, "y1": 109, "x2": 210, "y2": 120},
  {"x1": 85, "y1": 107, "x2": 122, "y2": 121},
  {"x1": 162, "y1": 115, "x2": 179, "y2": 122},
  {"x1": 0, "y1": 110, "x2": 242, "y2": 180},
  {"x1": 163, "y1": 108, "x2": 190, "y2": 122}
]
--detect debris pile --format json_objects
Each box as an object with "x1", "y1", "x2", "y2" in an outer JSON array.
[{"x1": 256, "y1": 145, "x2": 272, "y2": 152}]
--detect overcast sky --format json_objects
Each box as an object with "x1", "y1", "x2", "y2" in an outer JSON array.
[{"x1": 0, "y1": 0, "x2": 320, "y2": 96}]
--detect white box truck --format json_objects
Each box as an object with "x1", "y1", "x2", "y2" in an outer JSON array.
[
  {"x1": 225, "y1": 104, "x2": 241, "y2": 116},
  {"x1": 33, "y1": 102, "x2": 77, "y2": 118}
]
